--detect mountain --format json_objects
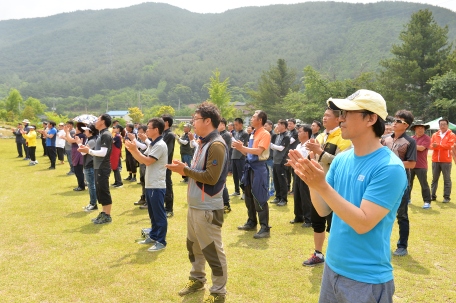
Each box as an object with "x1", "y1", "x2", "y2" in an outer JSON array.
[{"x1": 0, "y1": 1, "x2": 455, "y2": 102}]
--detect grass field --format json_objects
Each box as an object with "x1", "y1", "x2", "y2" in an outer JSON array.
[{"x1": 0, "y1": 138, "x2": 455, "y2": 302}]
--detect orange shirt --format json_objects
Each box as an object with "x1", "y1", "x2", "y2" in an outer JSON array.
[{"x1": 247, "y1": 126, "x2": 271, "y2": 162}]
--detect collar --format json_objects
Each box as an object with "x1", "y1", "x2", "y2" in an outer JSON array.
[
  {"x1": 220, "y1": 130, "x2": 228, "y2": 135},
  {"x1": 163, "y1": 128, "x2": 171, "y2": 134},
  {"x1": 149, "y1": 136, "x2": 163, "y2": 146},
  {"x1": 391, "y1": 131, "x2": 406, "y2": 139},
  {"x1": 100, "y1": 128, "x2": 109, "y2": 134},
  {"x1": 440, "y1": 130, "x2": 449, "y2": 136},
  {"x1": 325, "y1": 126, "x2": 339, "y2": 135},
  {"x1": 200, "y1": 129, "x2": 219, "y2": 144},
  {"x1": 300, "y1": 140, "x2": 310, "y2": 147},
  {"x1": 252, "y1": 126, "x2": 264, "y2": 135}
]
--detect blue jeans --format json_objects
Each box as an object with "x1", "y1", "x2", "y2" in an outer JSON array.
[
  {"x1": 266, "y1": 158, "x2": 275, "y2": 193},
  {"x1": 65, "y1": 149, "x2": 74, "y2": 172},
  {"x1": 146, "y1": 188, "x2": 167, "y2": 246},
  {"x1": 181, "y1": 154, "x2": 193, "y2": 181},
  {"x1": 85, "y1": 167, "x2": 97, "y2": 206}
]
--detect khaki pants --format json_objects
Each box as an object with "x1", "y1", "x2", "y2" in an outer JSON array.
[{"x1": 187, "y1": 207, "x2": 227, "y2": 295}]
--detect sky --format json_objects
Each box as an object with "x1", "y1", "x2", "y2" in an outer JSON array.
[{"x1": 1, "y1": 0, "x2": 455, "y2": 21}]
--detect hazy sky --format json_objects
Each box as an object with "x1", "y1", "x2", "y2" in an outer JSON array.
[{"x1": 1, "y1": 0, "x2": 455, "y2": 21}]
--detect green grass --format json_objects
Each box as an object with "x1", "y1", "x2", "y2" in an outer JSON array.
[{"x1": 0, "y1": 139, "x2": 455, "y2": 302}]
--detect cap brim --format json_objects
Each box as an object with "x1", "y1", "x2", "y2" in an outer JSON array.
[
  {"x1": 81, "y1": 127, "x2": 90, "y2": 130},
  {"x1": 411, "y1": 124, "x2": 430, "y2": 130},
  {"x1": 327, "y1": 98, "x2": 364, "y2": 111}
]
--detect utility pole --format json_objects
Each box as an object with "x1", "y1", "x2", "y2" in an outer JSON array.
[
  {"x1": 178, "y1": 97, "x2": 181, "y2": 112},
  {"x1": 52, "y1": 95, "x2": 56, "y2": 112},
  {"x1": 106, "y1": 98, "x2": 109, "y2": 113},
  {"x1": 138, "y1": 92, "x2": 141, "y2": 109}
]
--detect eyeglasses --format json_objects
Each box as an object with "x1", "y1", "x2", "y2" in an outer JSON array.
[
  {"x1": 394, "y1": 119, "x2": 408, "y2": 125},
  {"x1": 193, "y1": 117, "x2": 205, "y2": 122},
  {"x1": 339, "y1": 110, "x2": 367, "y2": 119}
]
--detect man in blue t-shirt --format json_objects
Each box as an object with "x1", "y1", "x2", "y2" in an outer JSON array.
[
  {"x1": 288, "y1": 90, "x2": 407, "y2": 303},
  {"x1": 44, "y1": 120, "x2": 58, "y2": 169}
]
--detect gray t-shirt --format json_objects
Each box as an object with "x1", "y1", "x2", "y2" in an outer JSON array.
[
  {"x1": 65, "y1": 129, "x2": 76, "y2": 150},
  {"x1": 144, "y1": 138, "x2": 168, "y2": 189}
]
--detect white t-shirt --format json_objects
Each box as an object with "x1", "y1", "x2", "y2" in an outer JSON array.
[
  {"x1": 296, "y1": 140, "x2": 309, "y2": 159},
  {"x1": 56, "y1": 129, "x2": 66, "y2": 148},
  {"x1": 144, "y1": 139, "x2": 168, "y2": 189}
]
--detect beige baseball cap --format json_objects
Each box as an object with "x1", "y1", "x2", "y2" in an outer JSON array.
[{"x1": 326, "y1": 89, "x2": 388, "y2": 120}]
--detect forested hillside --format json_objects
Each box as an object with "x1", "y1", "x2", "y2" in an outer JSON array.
[{"x1": 0, "y1": 1, "x2": 455, "y2": 114}]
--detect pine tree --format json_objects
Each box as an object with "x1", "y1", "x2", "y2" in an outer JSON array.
[
  {"x1": 247, "y1": 59, "x2": 298, "y2": 122},
  {"x1": 379, "y1": 9, "x2": 452, "y2": 118}
]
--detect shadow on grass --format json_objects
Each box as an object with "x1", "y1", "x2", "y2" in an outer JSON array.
[
  {"x1": 285, "y1": 224, "x2": 313, "y2": 235},
  {"x1": 181, "y1": 290, "x2": 205, "y2": 303},
  {"x1": 409, "y1": 204, "x2": 440, "y2": 215},
  {"x1": 391, "y1": 254, "x2": 430, "y2": 275},
  {"x1": 117, "y1": 207, "x2": 148, "y2": 217},
  {"x1": 63, "y1": 222, "x2": 103, "y2": 234},
  {"x1": 270, "y1": 204, "x2": 291, "y2": 213},
  {"x1": 65, "y1": 211, "x2": 91, "y2": 218},
  {"x1": 52, "y1": 190, "x2": 86, "y2": 197},
  {"x1": 438, "y1": 202, "x2": 456, "y2": 209},
  {"x1": 228, "y1": 232, "x2": 269, "y2": 250},
  {"x1": 126, "y1": 218, "x2": 150, "y2": 225},
  {"x1": 308, "y1": 265, "x2": 324, "y2": 294},
  {"x1": 109, "y1": 247, "x2": 164, "y2": 267}
]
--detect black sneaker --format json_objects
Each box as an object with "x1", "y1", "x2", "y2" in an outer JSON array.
[
  {"x1": 270, "y1": 198, "x2": 281, "y2": 204},
  {"x1": 237, "y1": 222, "x2": 257, "y2": 231},
  {"x1": 112, "y1": 184, "x2": 123, "y2": 188},
  {"x1": 277, "y1": 200, "x2": 287, "y2": 206},
  {"x1": 123, "y1": 176, "x2": 132, "y2": 181},
  {"x1": 301, "y1": 223, "x2": 312, "y2": 228},
  {"x1": 134, "y1": 199, "x2": 146, "y2": 205},
  {"x1": 253, "y1": 227, "x2": 270, "y2": 239},
  {"x1": 139, "y1": 203, "x2": 148, "y2": 209},
  {"x1": 93, "y1": 212, "x2": 112, "y2": 224},
  {"x1": 73, "y1": 187, "x2": 85, "y2": 191},
  {"x1": 166, "y1": 211, "x2": 174, "y2": 218},
  {"x1": 67, "y1": 171, "x2": 75, "y2": 175},
  {"x1": 130, "y1": 177, "x2": 137, "y2": 182},
  {"x1": 48, "y1": 167, "x2": 55, "y2": 170},
  {"x1": 91, "y1": 212, "x2": 104, "y2": 222}
]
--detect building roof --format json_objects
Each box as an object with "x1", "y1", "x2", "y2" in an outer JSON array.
[{"x1": 107, "y1": 111, "x2": 129, "y2": 116}]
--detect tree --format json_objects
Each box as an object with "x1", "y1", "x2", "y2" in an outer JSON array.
[
  {"x1": 284, "y1": 66, "x2": 380, "y2": 123},
  {"x1": 247, "y1": 59, "x2": 299, "y2": 122},
  {"x1": 128, "y1": 107, "x2": 144, "y2": 123},
  {"x1": 207, "y1": 68, "x2": 235, "y2": 120},
  {"x1": 24, "y1": 97, "x2": 47, "y2": 115},
  {"x1": 379, "y1": 9, "x2": 452, "y2": 118},
  {"x1": 5, "y1": 89, "x2": 23, "y2": 115},
  {"x1": 428, "y1": 70, "x2": 456, "y2": 121},
  {"x1": 22, "y1": 106, "x2": 35, "y2": 120},
  {"x1": 157, "y1": 105, "x2": 175, "y2": 117}
]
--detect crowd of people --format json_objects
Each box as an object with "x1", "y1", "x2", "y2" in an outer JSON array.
[{"x1": 10, "y1": 88, "x2": 456, "y2": 303}]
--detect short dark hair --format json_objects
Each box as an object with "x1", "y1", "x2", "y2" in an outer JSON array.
[
  {"x1": 17, "y1": 123, "x2": 22, "y2": 126},
  {"x1": 66, "y1": 121, "x2": 74, "y2": 126},
  {"x1": 139, "y1": 125, "x2": 147, "y2": 132},
  {"x1": 161, "y1": 114, "x2": 173, "y2": 127},
  {"x1": 112, "y1": 120, "x2": 119, "y2": 124},
  {"x1": 194, "y1": 102, "x2": 221, "y2": 129},
  {"x1": 49, "y1": 121, "x2": 56, "y2": 127},
  {"x1": 75, "y1": 122, "x2": 84, "y2": 133},
  {"x1": 362, "y1": 111, "x2": 385, "y2": 138},
  {"x1": 234, "y1": 118, "x2": 244, "y2": 124},
  {"x1": 265, "y1": 119, "x2": 273, "y2": 126},
  {"x1": 100, "y1": 114, "x2": 112, "y2": 128},
  {"x1": 278, "y1": 119, "x2": 287, "y2": 127},
  {"x1": 220, "y1": 118, "x2": 227, "y2": 126},
  {"x1": 439, "y1": 118, "x2": 449, "y2": 125},
  {"x1": 312, "y1": 120, "x2": 322, "y2": 128},
  {"x1": 43, "y1": 121, "x2": 48, "y2": 125},
  {"x1": 288, "y1": 118, "x2": 296, "y2": 124},
  {"x1": 325, "y1": 107, "x2": 340, "y2": 117},
  {"x1": 255, "y1": 110, "x2": 267, "y2": 126},
  {"x1": 149, "y1": 118, "x2": 165, "y2": 135},
  {"x1": 126, "y1": 123, "x2": 134, "y2": 130},
  {"x1": 134, "y1": 123, "x2": 139, "y2": 125},
  {"x1": 395, "y1": 110, "x2": 414, "y2": 128},
  {"x1": 87, "y1": 123, "x2": 99, "y2": 136},
  {"x1": 300, "y1": 124, "x2": 312, "y2": 139}
]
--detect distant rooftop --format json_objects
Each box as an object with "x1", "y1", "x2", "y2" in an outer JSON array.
[{"x1": 107, "y1": 111, "x2": 129, "y2": 116}]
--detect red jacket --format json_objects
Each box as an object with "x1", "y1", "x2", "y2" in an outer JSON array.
[{"x1": 430, "y1": 130, "x2": 456, "y2": 163}]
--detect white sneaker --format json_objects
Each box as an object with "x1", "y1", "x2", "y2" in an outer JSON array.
[
  {"x1": 423, "y1": 203, "x2": 431, "y2": 209},
  {"x1": 35, "y1": 160, "x2": 38, "y2": 164}
]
